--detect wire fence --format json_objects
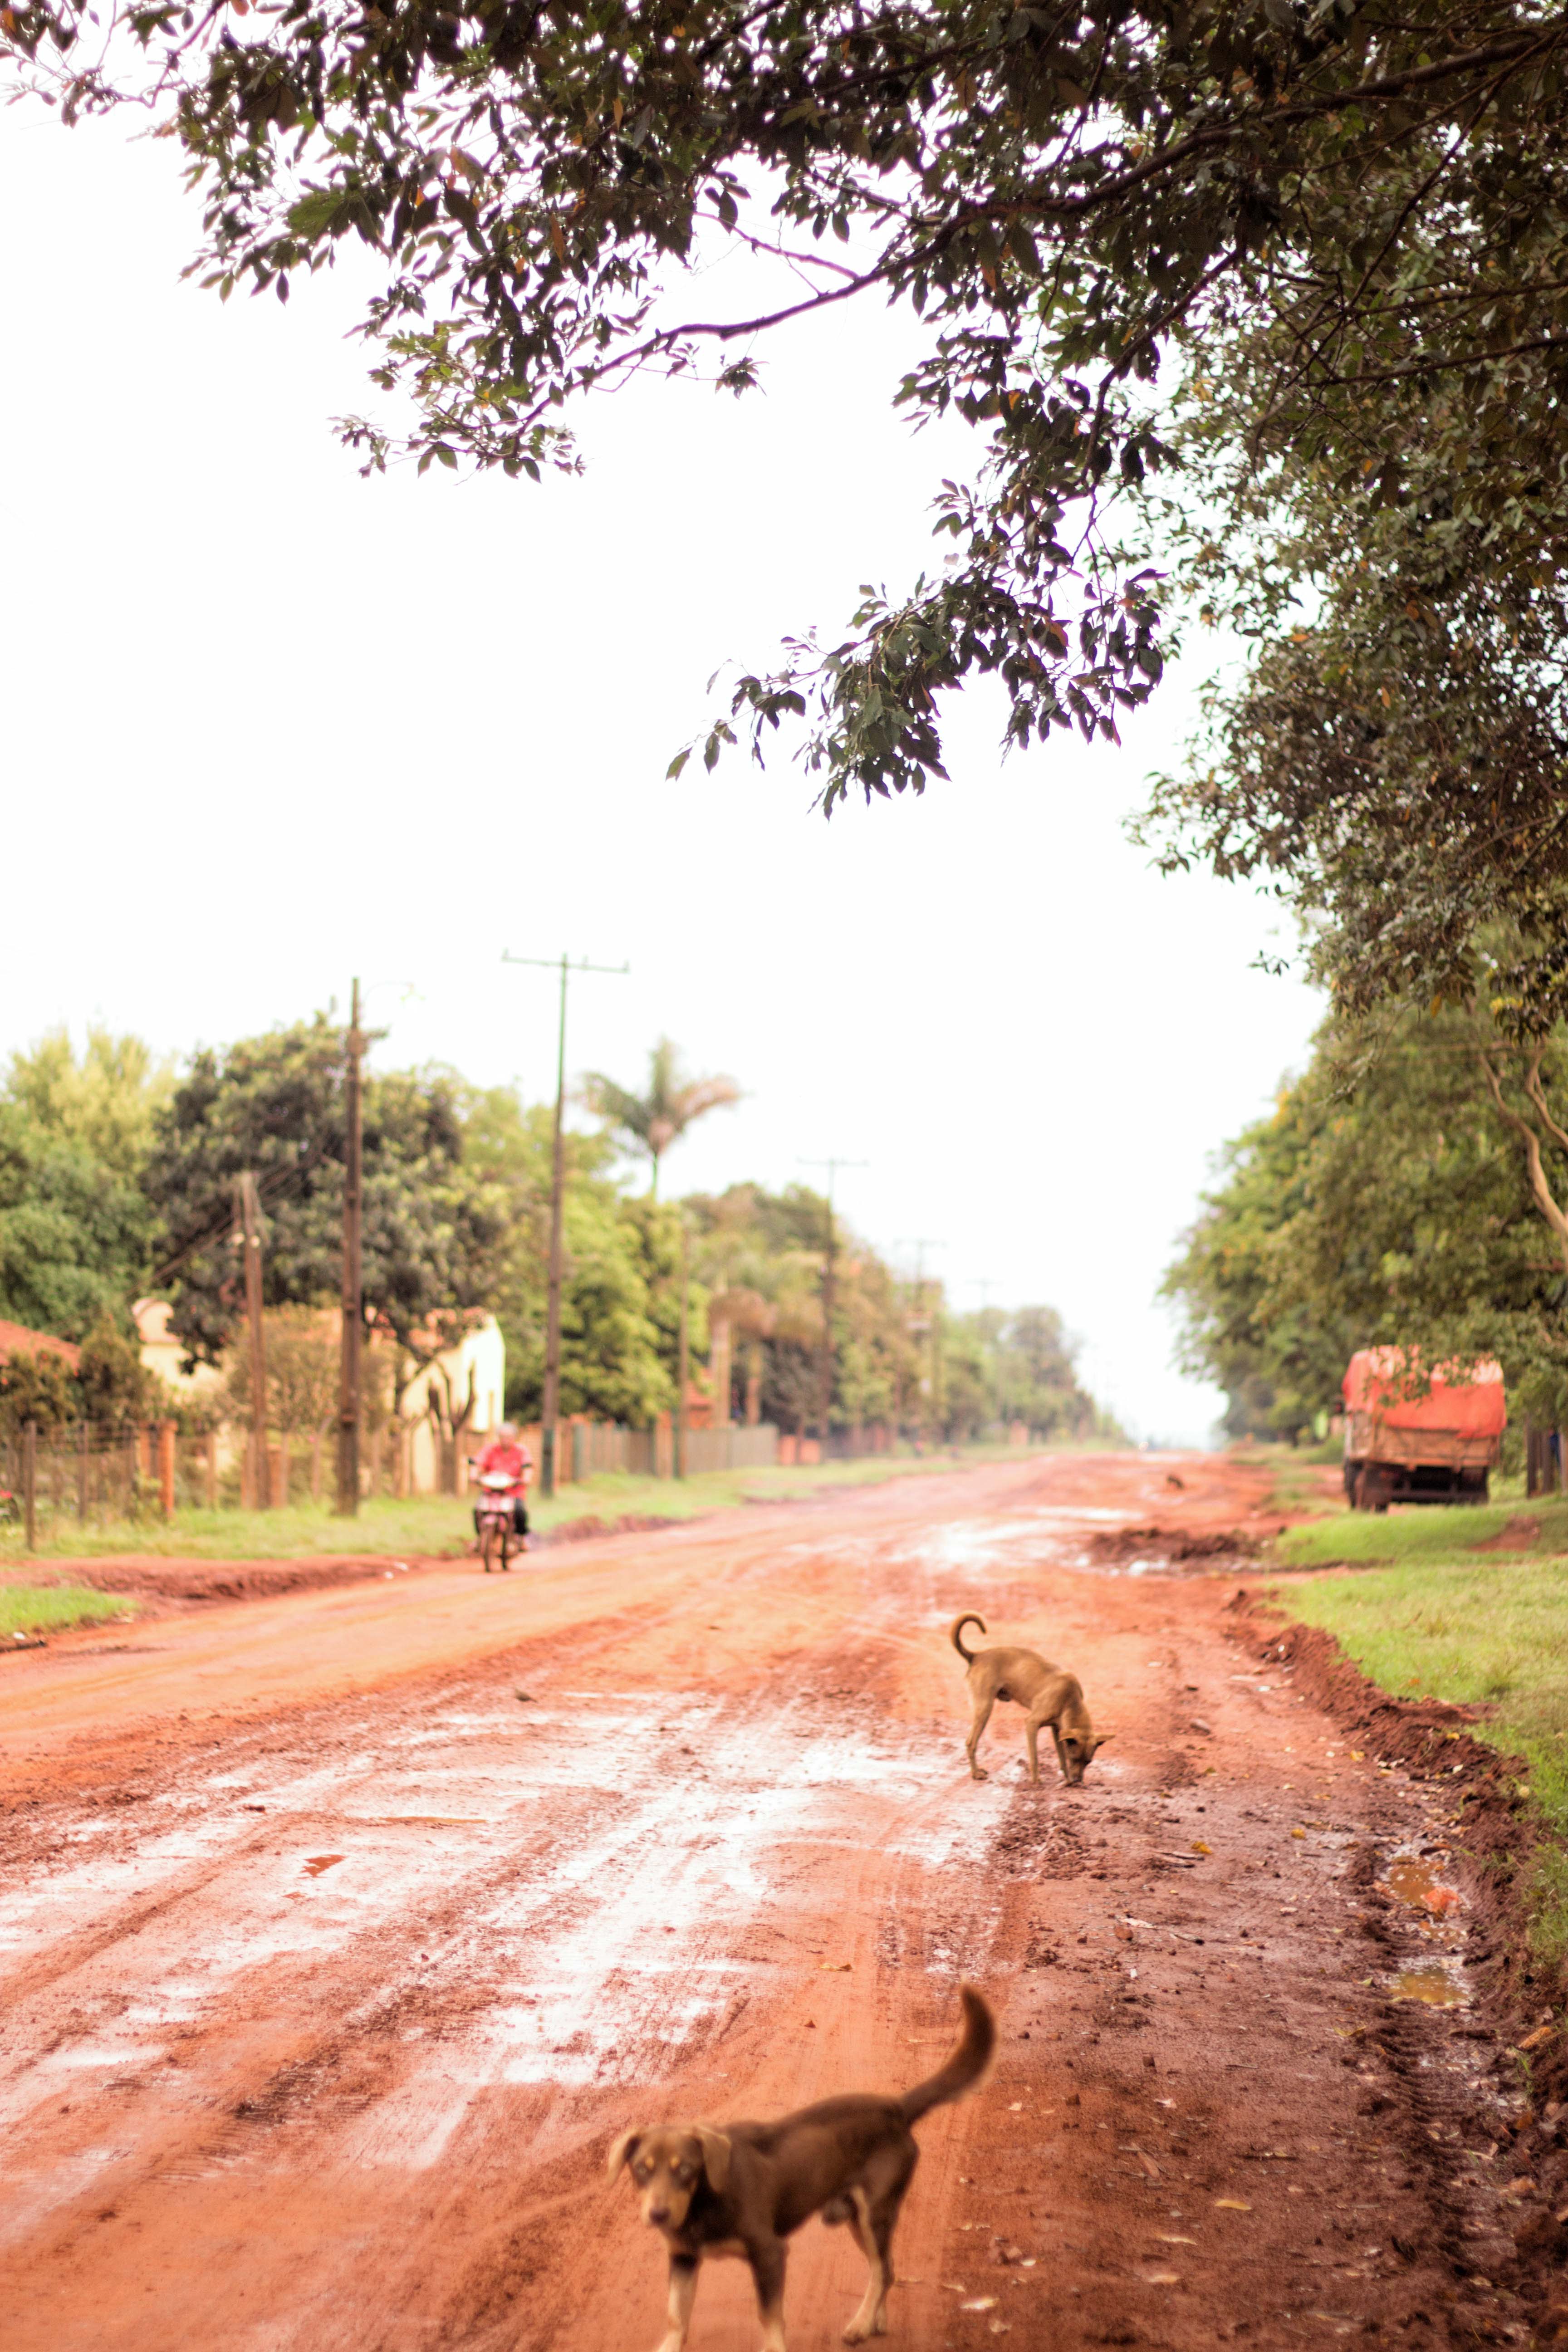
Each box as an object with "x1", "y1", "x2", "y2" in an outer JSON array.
[
  {"x1": 0, "y1": 1419, "x2": 345, "y2": 1543},
  {"x1": 0, "y1": 1412, "x2": 848, "y2": 1547}
]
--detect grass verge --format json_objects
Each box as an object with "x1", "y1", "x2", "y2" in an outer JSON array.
[
  {"x1": 0, "y1": 1583, "x2": 137, "y2": 1640},
  {"x1": 1226, "y1": 1439, "x2": 1347, "y2": 1520},
  {"x1": 1274, "y1": 1503, "x2": 1568, "y2": 1962},
  {"x1": 1280, "y1": 1493, "x2": 1568, "y2": 1571},
  {"x1": 0, "y1": 1443, "x2": 1039, "y2": 1563}
]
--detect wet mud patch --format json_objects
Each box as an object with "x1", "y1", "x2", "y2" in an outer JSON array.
[
  {"x1": 993, "y1": 1794, "x2": 1089, "y2": 1881},
  {"x1": 1234, "y1": 1590, "x2": 1568, "y2": 2324},
  {"x1": 1088, "y1": 1524, "x2": 1265, "y2": 1570},
  {"x1": 14, "y1": 1450, "x2": 1568, "y2": 2352},
  {"x1": 1231, "y1": 1597, "x2": 1538, "y2": 1991}
]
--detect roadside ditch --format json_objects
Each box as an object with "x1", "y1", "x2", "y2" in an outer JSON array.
[{"x1": 1232, "y1": 1590, "x2": 1568, "y2": 2340}]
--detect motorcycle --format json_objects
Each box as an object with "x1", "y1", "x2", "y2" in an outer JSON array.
[{"x1": 472, "y1": 1466, "x2": 527, "y2": 1574}]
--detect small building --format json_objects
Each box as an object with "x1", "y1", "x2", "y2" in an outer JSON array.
[
  {"x1": 0, "y1": 1318, "x2": 81, "y2": 1370},
  {"x1": 132, "y1": 1298, "x2": 506, "y2": 1497},
  {"x1": 132, "y1": 1299, "x2": 226, "y2": 1405},
  {"x1": 393, "y1": 1317, "x2": 507, "y2": 1493}
]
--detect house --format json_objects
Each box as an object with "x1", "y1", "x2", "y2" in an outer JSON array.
[
  {"x1": 0, "y1": 1319, "x2": 80, "y2": 1369},
  {"x1": 392, "y1": 1317, "x2": 507, "y2": 1493},
  {"x1": 132, "y1": 1299, "x2": 226, "y2": 1404},
  {"x1": 132, "y1": 1297, "x2": 505, "y2": 1497}
]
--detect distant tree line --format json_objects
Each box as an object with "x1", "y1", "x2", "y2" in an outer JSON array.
[
  {"x1": 1166, "y1": 993, "x2": 1568, "y2": 1444},
  {"x1": 0, "y1": 1020, "x2": 1112, "y2": 1446}
]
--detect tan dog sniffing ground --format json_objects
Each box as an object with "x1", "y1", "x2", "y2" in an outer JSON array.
[
  {"x1": 951, "y1": 1612, "x2": 1109, "y2": 1785},
  {"x1": 608, "y1": 1985, "x2": 995, "y2": 2351}
]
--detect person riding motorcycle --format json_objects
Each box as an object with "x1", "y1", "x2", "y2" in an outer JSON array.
[{"x1": 471, "y1": 1422, "x2": 533, "y2": 1549}]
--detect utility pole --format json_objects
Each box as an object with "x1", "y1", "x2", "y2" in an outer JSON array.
[
  {"x1": 898, "y1": 1237, "x2": 945, "y2": 1446},
  {"x1": 336, "y1": 979, "x2": 365, "y2": 1517},
  {"x1": 968, "y1": 1278, "x2": 1004, "y2": 1432},
  {"x1": 237, "y1": 1170, "x2": 270, "y2": 1508},
  {"x1": 799, "y1": 1157, "x2": 867, "y2": 1445},
  {"x1": 503, "y1": 951, "x2": 629, "y2": 1498},
  {"x1": 674, "y1": 1213, "x2": 691, "y2": 1479}
]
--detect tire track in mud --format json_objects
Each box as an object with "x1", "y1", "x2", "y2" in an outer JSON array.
[
  {"x1": 10, "y1": 1451, "x2": 1545, "y2": 2352},
  {"x1": 0, "y1": 1490, "x2": 1043, "y2": 2351}
]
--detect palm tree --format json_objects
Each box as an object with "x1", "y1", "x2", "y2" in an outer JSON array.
[{"x1": 580, "y1": 1039, "x2": 740, "y2": 1196}]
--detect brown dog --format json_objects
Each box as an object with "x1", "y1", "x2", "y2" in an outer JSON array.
[
  {"x1": 951, "y1": 1612, "x2": 1108, "y2": 1785},
  {"x1": 608, "y1": 1984, "x2": 995, "y2": 2351}
]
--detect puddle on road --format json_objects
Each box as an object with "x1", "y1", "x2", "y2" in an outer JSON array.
[
  {"x1": 1390, "y1": 1963, "x2": 1467, "y2": 2007},
  {"x1": 1380, "y1": 1846, "x2": 1469, "y2": 2006},
  {"x1": 1382, "y1": 1851, "x2": 1464, "y2": 1916},
  {"x1": 301, "y1": 1854, "x2": 345, "y2": 1877}
]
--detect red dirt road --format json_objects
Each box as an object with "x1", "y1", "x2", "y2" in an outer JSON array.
[{"x1": 0, "y1": 1455, "x2": 1539, "y2": 2350}]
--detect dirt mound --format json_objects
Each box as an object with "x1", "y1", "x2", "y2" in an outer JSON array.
[
  {"x1": 535, "y1": 1512, "x2": 682, "y2": 1547},
  {"x1": 38, "y1": 1513, "x2": 687, "y2": 1611},
  {"x1": 1470, "y1": 1514, "x2": 1542, "y2": 1553},
  {"x1": 64, "y1": 1555, "x2": 425, "y2": 1607},
  {"x1": 1087, "y1": 1520, "x2": 1264, "y2": 1564}
]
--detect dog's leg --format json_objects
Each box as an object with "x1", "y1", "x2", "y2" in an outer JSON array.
[
  {"x1": 843, "y1": 2145, "x2": 916, "y2": 2344},
  {"x1": 1023, "y1": 1711, "x2": 1044, "y2": 1786},
  {"x1": 841, "y1": 2186, "x2": 892, "y2": 2342},
  {"x1": 964, "y1": 1693, "x2": 996, "y2": 1781},
  {"x1": 1050, "y1": 1723, "x2": 1070, "y2": 1783},
  {"x1": 654, "y1": 2255, "x2": 699, "y2": 2352},
  {"x1": 749, "y1": 2236, "x2": 788, "y2": 2352}
]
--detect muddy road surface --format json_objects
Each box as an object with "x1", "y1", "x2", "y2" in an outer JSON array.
[{"x1": 0, "y1": 1455, "x2": 1536, "y2": 2350}]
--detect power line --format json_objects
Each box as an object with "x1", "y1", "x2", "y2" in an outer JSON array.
[
  {"x1": 503, "y1": 951, "x2": 631, "y2": 1497},
  {"x1": 896, "y1": 1238, "x2": 946, "y2": 1440},
  {"x1": 799, "y1": 1157, "x2": 867, "y2": 1442}
]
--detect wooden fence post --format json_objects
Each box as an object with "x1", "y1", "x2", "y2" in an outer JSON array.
[
  {"x1": 159, "y1": 1420, "x2": 177, "y2": 1519},
  {"x1": 78, "y1": 1419, "x2": 88, "y2": 1521},
  {"x1": 23, "y1": 1420, "x2": 37, "y2": 1553}
]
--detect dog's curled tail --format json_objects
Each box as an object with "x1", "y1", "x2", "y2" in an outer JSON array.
[
  {"x1": 950, "y1": 1612, "x2": 987, "y2": 1663},
  {"x1": 899, "y1": 1986, "x2": 995, "y2": 2125}
]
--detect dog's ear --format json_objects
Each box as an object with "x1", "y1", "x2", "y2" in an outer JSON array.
[
  {"x1": 606, "y1": 2129, "x2": 642, "y2": 2181},
  {"x1": 1092, "y1": 1732, "x2": 1113, "y2": 1749},
  {"x1": 695, "y1": 2126, "x2": 732, "y2": 2193}
]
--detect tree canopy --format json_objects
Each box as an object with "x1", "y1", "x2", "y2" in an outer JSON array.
[
  {"x1": 938, "y1": 1303, "x2": 1107, "y2": 1438},
  {"x1": 580, "y1": 1037, "x2": 740, "y2": 1196},
  {"x1": 146, "y1": 1017, "x2": 515, "y2": 1372},
  {"x1": 10, "y1": 0, "x2": 1566, "y2": 817},
  {"x1": 1143, "y1": 322, "x2": 1568, "y2": 1027},
  {"x1": 1166, "y1": 1002, "x2": 1568, "y2": 1439},
  {"x1": 0, "y1": 1029, "x2": 171, "y2": 1340},
  {"x1": 464, "y1": 1084, "x2": 682, "y2": 1420}
]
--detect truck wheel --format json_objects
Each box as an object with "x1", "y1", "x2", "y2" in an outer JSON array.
[{"x1": 1354, "y1": 1467, "x2": 1390, "y2": 1514}]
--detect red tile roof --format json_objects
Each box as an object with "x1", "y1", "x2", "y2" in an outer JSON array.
[{"x1": 0, "y1": 1320, "x2": 81, "y2": 1370}]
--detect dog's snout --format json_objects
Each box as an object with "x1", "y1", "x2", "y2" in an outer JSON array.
[{"x1": 647, "y1": 2201, "x2": 671, "y2": 2226}]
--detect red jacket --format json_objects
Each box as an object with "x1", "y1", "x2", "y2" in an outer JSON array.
[{"x1": 475, "y1": 1437, "x2": 533, "y2": 1489}]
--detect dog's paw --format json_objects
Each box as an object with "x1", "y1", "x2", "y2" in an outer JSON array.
[
  {"x1": 969, "y1": 1767, "x2": 989, "y2": 1781},
  {"x1": 842, "y1": 2320, "x2": 887, "y2": 2343}
]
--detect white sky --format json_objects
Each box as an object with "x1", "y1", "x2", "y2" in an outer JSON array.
[{"x1": 0, "y1": 108, "x2": 1320, "y2": 1442}]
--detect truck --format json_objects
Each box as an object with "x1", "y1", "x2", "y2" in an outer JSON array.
[{"x1": 1341, "y1": 1348, "x2": 1506, "y2": 1511}]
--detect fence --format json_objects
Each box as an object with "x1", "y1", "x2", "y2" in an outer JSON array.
[
  {"x1": 2, "y1": 1420, "x2": 194, "y2": 1544},
  {"x1": 0, "y1": 1417, "x2": 351, "y2": 1541},
  {"x1": 510, "y1": 1419, "x2": 782, "y2": 1482},
  {"x1": 0, "y1": 1412, "x2": 888, "y2": 1544}
]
